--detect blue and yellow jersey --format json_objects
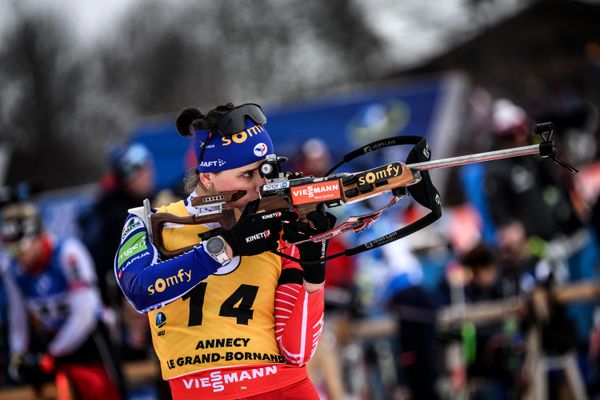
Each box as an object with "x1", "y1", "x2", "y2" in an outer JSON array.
[{"x1": 115, "y1": 195, "x2": 285, "y2": 379}]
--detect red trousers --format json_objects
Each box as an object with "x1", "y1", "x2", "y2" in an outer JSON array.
[
  {"x1": 56, "y1": 364, "x2": 122, "y2": 400},
  {"x1": 239, "y1": 377, "x2": 319, "y2": 400}
]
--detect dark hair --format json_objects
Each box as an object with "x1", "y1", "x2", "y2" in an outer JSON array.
[
  {"x1": 462, "y1": 244, "x2": 497, "y2": 271},
  {"x1": 176, "y1": 103, "x2": 235, "y2": 193},
  {"x1": 175, "y1": 103, "x2": 235, "y2": 137}
]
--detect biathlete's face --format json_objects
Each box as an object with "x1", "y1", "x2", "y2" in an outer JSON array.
[
  {"x1": 3, "y1": 235, "x2": 42, "y2": 273},
  {"x1": 204, "y1": 160, "x2": 267, "y2": 210}
]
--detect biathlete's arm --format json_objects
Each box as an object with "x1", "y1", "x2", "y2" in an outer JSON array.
[
  {"x1": 274, "y1": 243, "x2": 325, "y2": 366},
  {"x1": 114, "y1": 214, "x2": 221, "y2": 313}
]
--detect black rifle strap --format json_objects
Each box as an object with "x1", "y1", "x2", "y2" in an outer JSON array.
[
  {"x1": 274, "y1": 135, "x2": 442, "y2": 265},
  {"x1": 325, "y1": 135, "x2": 425, "y2": 176}
]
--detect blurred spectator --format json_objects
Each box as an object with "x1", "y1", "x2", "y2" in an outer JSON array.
[
  {"x1": 293, "y1": 138, "x2": 332, "y2": 177},
  {"x1": 0, "y1": 184, "x2": 32, "y2": 386},
  {"x1": 437, "y1": 244, "x2": 524, "y2": 398},
  {"x1": 521, "y1": 280, "x2": 581, "y2": 400},
  {"x1": 348, "y1": 198, "x2": 440, "y2": 400},
  {"x1": 0, "y1": 200, "x2": 124, "y2": 399},
  {"x1": 463, "y1": 244, "x2": 504, "y2": 302},
  {"x1": 483, "y1": 98, "x2": 597, "y2": 339},
  {"x1": 437, "y1": 259, "x2": 472, "y2": 307},
  {"x1": 484, "y1": 98, "x2": 583, "y2": 243},
  {"x1": 461, "y1": 244, "x2": 517, "y2": 395},
  {"x1": 79, "y1": 143, "x2": 156, "y2": 305},
  {"x1": 78, "y1": 142, "x2": 158, "y2": 360}
]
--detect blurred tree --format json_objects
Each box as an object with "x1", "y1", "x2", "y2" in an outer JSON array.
[
  {"x1": 0, "y1": 0, "x2": 385, "y2": 189},
  {"x1": 0, "y1": 8, "x2": 129, "y2": 189},
  {"x1": 311, "y1": 0, "x2": 384, "y2": 78},
  {"x1": 97, "y1": 0, "x2": 202, "y2": 115},
  {"x1": 99, "y1": 0, "x2": 385, "y2": 115}
]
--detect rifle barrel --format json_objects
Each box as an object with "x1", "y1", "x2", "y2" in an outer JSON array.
[{"x1": 407, "y1": 144, "x2": 540, "y2": 171}]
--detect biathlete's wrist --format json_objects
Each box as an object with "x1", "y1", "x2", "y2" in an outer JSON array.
[
  {"x1": 304, "y1": 280, "x2": 325, "y2": 293},
  {"x1": 219, "y1": 230, "x2": 239, "y2": 257}
]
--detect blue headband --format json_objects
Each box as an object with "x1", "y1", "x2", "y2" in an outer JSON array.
[{"x1": 194, "y1": 119, "x2": 274, "y2": 173}]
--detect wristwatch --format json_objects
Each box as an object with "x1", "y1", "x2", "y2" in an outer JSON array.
[{"x1": 204, "y1": 235, "x2": 231, "y2": 266}]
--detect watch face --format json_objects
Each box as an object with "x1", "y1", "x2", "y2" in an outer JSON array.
[{"x1": 206, "y1": 236, "x2": 225, "y2": 254}]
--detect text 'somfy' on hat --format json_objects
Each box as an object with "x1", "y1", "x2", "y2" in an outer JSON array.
[{"x1": 194, "y1": 104, "x2": 274, "y2": 173}]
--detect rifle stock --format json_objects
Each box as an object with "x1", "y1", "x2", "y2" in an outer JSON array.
[{"x1": 150, "y1": 209, "x2": 237, "y2": 259}]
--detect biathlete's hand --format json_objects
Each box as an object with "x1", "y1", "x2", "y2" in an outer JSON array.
[
  {"x1": 282, "y1": 205, "x2": 336, "y2": 284},
  {"x1": 8, "y1": 353, "x2": 25, "y2": 382},
  {"x1": 221, "y1": 199, "x2": 298, "y2": 257}
]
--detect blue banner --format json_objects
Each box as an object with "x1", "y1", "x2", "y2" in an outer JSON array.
[{"x1": 132, "y1": 76, "x2": 457, "y2": 190}]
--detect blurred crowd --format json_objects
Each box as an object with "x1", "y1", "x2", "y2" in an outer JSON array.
[{"x1": 1, "y1": 92, "x2": 600, "y2": 400}]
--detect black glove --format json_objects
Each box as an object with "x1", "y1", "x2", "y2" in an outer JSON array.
[
  {"x1": 219, "y1": 200, "x2": 297, "y2": 257},
  {"x1": 282, "y1": 206, "x2": 337, "y2": 284}
]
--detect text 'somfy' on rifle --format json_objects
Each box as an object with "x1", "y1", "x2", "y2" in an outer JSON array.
[{"x1": 147, "y1": 122, "x2": 577, "y2": 262}]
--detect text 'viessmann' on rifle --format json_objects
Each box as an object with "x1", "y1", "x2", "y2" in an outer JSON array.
[{"x1": 142, "y1": 122, "x2": 577, "y2": 262}]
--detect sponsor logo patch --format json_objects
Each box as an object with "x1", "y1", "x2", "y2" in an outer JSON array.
[
  {"x1": 253, "y1": 143, "x2": 268, "y2": 157},
  {"x1": 200, "y1": 159, "x2": 226, "y2": 168},
  {"x1": 261, "y1": 211, "x2": 281, "y2": 220},
  {"x1": 121, "y1": 217, "x2": 143, "y2": 240},
  {"x1": 156, "y1": 312, "x2": 167, "y2": 328},
  {"x1": 147, "y1": 268, "x2": 192, "y2": 295},
  {"x1": 290, "y1": 181, "x2": 341, "y2": 205},
  {"x1": 356, "y1": 163, "x2": 403, "y2": 186},
  {"x1": 119, "y1": 250, "x2": 150, "y2": 273},
  {"x1": 117, "y1": 232, "x2": 148, "y2": 267},
  {"x1": 262, "y1": 181, "x2": 290, "y2": 192},
  {"x1": 221, "y1": 125, "x2": 265, "y2": 146},
  {"x1": 244, "y1": 230, "x2": 270, "y2": 244}
]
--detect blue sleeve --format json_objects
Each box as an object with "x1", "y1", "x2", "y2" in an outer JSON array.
[{"x1": 114, "y1": 214, "x2": 221, "y2": 313}]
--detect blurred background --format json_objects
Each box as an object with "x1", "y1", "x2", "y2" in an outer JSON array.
[{"x1": 2, "y1": 0, "x2": 600, "y2": 399}]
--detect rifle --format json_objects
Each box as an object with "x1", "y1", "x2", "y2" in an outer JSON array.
[{"x1": 149, "y1": 122, "x2": 576, "y2": 261}]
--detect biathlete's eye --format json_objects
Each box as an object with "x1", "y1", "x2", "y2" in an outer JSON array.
[{"x1": 240, "y1": 169, "x2": 259, "y2": 179}]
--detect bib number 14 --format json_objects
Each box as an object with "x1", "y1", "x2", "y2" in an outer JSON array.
[{"x1": 182, "y1": 283, "x2": 259, "y2": 326}]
